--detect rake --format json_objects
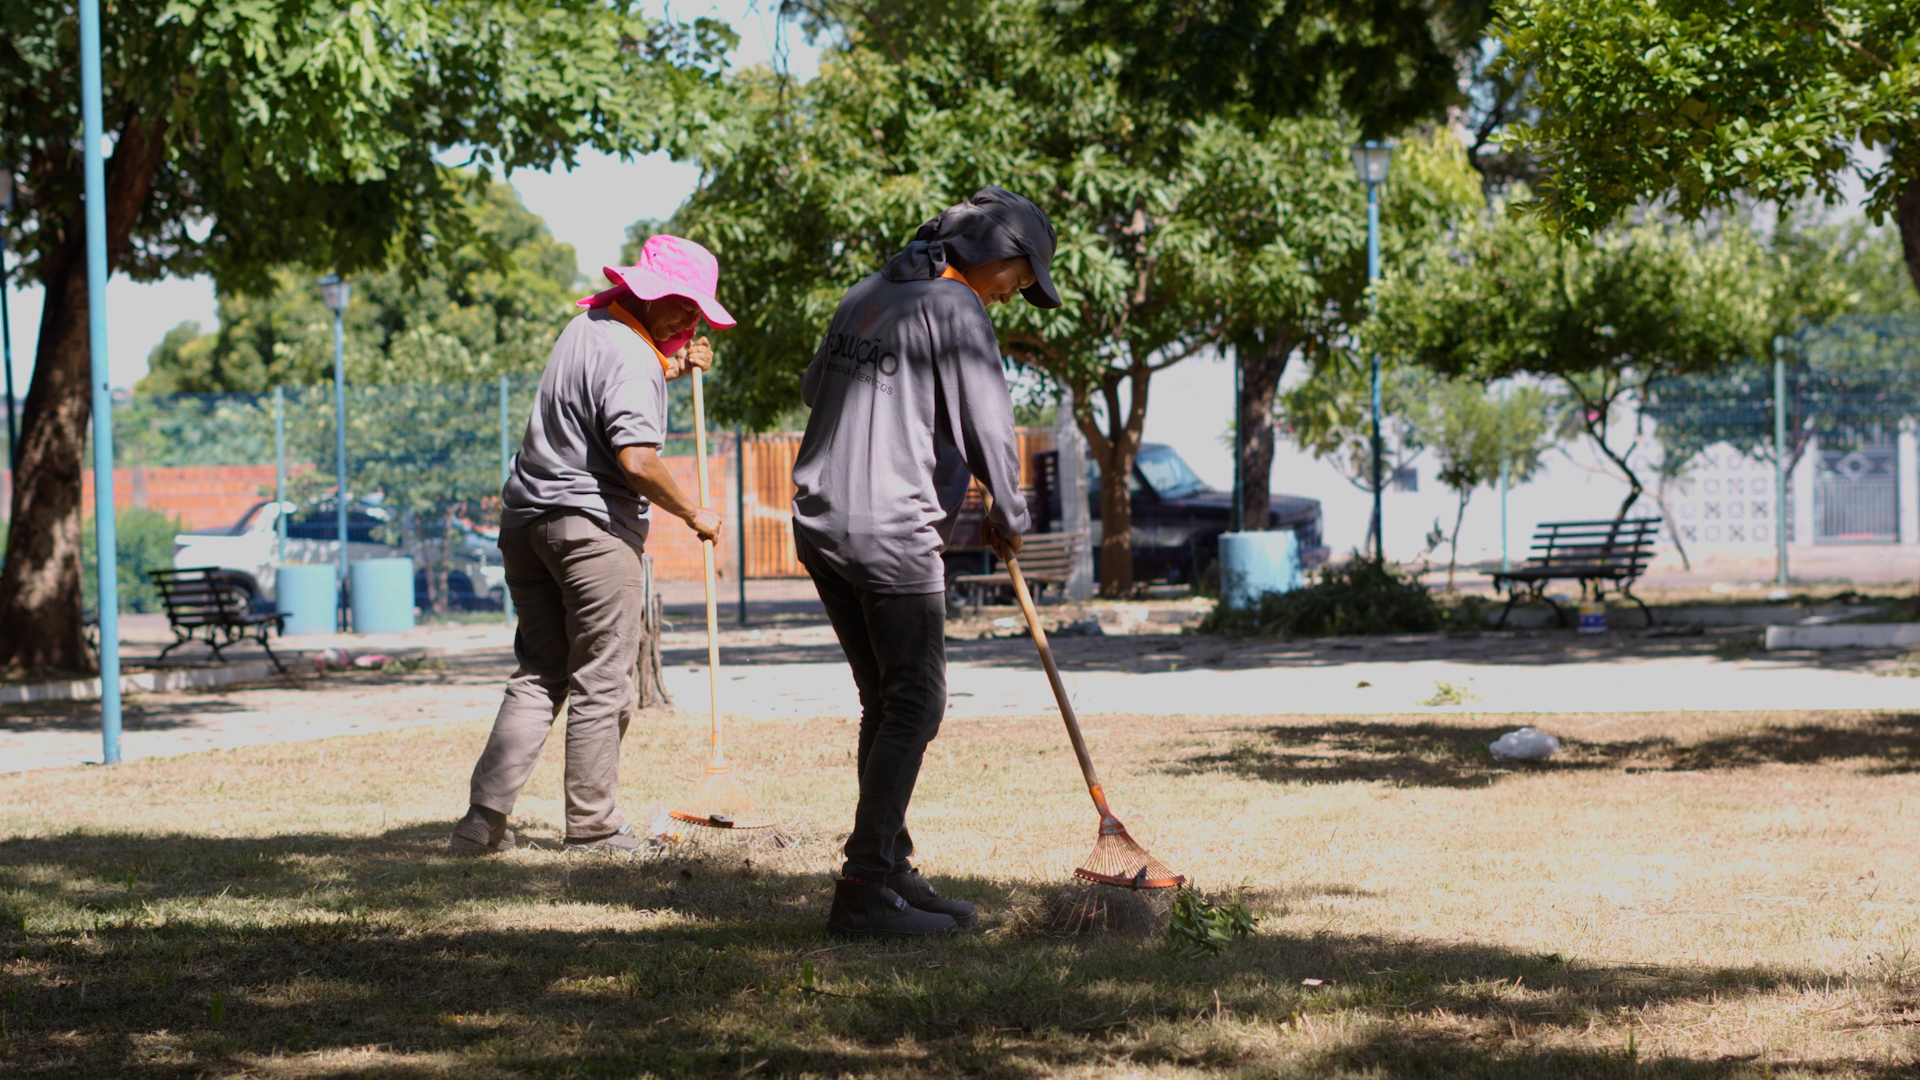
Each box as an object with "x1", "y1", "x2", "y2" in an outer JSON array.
[
  {"x1": 669, "y1": 364, "x2": 773, "y2": 830},
  {"x1": 1005, "y1": 555, "x2": 1183, "y2": 889}
]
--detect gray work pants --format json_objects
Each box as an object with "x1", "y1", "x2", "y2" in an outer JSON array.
[{"x1": 468, "y1": 509, "x2": 644, "y2": 839}]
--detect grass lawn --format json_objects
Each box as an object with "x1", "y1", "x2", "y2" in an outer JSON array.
[{"x1": 2, "y1": 693, "x2": 1918, "y2": 1077}]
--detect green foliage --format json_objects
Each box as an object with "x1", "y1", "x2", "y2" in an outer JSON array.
[
  {"x1": 675, "y1": 0, "x2": 1486, "y2": 595},
  {"x1": 1373, "y1": 212, "x2": 1777, "y2": 519},
  {"x1": 1166, "y1": 886, "x2": 1258, "y2": 959},
  {"x1": 0, "y1": 0, "x2": 731, "y2": 294},
  {"x1": 80, "y1": 509, "x2": 185, "y2": 615},
  {"x1": 1261, "y1": 129, "x2": 1487, "y2": 493},
  {"x1": 1053, "y1": 0, "x2": 1490, "y2": 139},
  {"x1": 139, "y1": 182, "x2": 582, "y2": 393},
  {"x1": 1200, "y1": 557, "x2": 1451, "y2": 638},
  {"x1": 1418, "y1": 381, "x2": 1552, "y2": 496},
  {"x1": 1413, "y1": 380, "x2": 1553, "y2": 588},
  {"x1": 1498, "y1": 0, "x2": 1920, "y2": 238},
  {"x1": 673, "y1": 2, "x2": 1485, "y2": 430}
]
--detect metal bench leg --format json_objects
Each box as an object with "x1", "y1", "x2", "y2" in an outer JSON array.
[
  {"x1": 1495, "y1": 587, "x2": 1520, "y2": 629},
  {"x1": 1621, "y1": 584, "x2": 1655, "y2": 627},
  {"x1": 1539, "y1": 588, "x2": 1568, "y2": 629},
  {"x1": 257, "y1": 628, "x2": 289, "y2": 675},
  {"x1": 156, "y1": 638, "x2": 185, "y2": 664}
]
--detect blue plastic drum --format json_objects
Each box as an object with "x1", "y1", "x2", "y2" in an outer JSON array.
[
  {"x1": 276, "y1": 564, "x2": 338, "y2": 635},
  {"x1": 348, "y1": 557, "x2": 416, "y2": 634},
  {"x1": 1218, "y1": 531, "x2": 1303, "y2": 611}
]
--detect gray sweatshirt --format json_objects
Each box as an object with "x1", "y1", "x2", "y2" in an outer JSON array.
[{"x1": 792, "y1": 244, "x2": 1032, "y2": 595}]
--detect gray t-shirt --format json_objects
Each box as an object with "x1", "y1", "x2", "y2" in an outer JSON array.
[
  {"x1": 792, "y1": 246, "x2": 1031, "y2": 595},
  {"x1": 501, "y1": 308, "x2": 668, "y2": 546}
]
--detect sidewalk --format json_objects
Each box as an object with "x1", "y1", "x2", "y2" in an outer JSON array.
[{"x1": 7, "y1": 614, "x2": 1918, "y2": 773}]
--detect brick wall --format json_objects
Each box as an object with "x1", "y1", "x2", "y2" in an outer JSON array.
[{"x1": 1, "y1": 465, "x2": 281, "y2": 531}]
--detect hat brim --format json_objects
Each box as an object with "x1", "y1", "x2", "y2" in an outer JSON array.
[
  {"x1": 580, "y1": 265, "x2": 737, "y2": 328},
  {"x1": 1018, "y1": 242, "x2": 1062, "y2": 309}
]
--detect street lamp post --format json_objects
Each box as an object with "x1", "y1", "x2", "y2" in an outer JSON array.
[
  {"x1": 1351, "y1": 139, "x2": 1395, "y2": 562},
  {"x1": 1, "y1": 165, "x2": 17, "y2": 470},
  {"x1": 318, "y1": 275, "x2": 351, "y2": 630}
]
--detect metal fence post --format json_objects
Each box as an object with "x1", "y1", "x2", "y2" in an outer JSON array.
[
  {"x1": 1774, "y1": 339, "x2": 1789, "y2": 586},
  {"x1": 498, "y1": 372, "x2": 514, "y2": 623},
  {"x1": 273, "y1": 386, "x2": 287, "y2": 567},
  {"x1": 735, "y1": 427, "x2": 747, "y2": 625},
  {"x1": 80, "y1": 0, "x2": 122, "y2": 764}
]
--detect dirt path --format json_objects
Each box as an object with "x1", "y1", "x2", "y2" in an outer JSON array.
[{"x1": 5, "y1": 621, "x2": 1916, "y2": 772}]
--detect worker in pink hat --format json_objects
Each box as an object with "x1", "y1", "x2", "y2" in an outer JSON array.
[{"x1": 451, "y1": 235, "x2": 735, "y2": 857}]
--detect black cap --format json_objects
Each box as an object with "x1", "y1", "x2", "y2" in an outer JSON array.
[
  {"x1": 914, "y1": 187, "x2": 1063, "y2": 309},
  {"x1": 968, "y1": 187, "x2": 1061, "y2": 309}
]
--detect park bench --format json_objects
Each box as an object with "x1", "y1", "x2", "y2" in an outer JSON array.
[
  {"x1": 954, "y1": 531, "x2": 1087, "y2": 608},
  {"x1": 149, "y1": 566, "x2": 290, "y2": 673},
  {"x1": 1487, "y1": 518, "x2": 1661, "y2": 629}
]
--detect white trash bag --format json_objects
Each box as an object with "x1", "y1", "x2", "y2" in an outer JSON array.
[{"x1": 1490, "y1": 726, "x2": 1561, "y2": 761}]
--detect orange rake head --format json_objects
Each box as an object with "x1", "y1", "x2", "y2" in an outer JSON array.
[
  {"x1": 1073, "y1": 813, "x2": 1185, "y2": 890},
  {"x1": 669, "y1": 762, "x2": 774, "y2": 830}
]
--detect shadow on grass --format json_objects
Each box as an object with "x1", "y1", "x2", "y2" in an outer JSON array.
[
  {"x1": 1169, "y1": 714, "x2": 1920, "y2": 789},
  {"x1": 0, "y1": 829, "x2": 1908, "y2": 1078}
]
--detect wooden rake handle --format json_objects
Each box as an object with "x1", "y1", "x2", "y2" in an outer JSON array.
[
  {"x1": 1005, "y1": 556, "x2": 1111, "y2": 815},
  {"x1": 691, "y1": 367, "x2": 725, "y2": 761}
]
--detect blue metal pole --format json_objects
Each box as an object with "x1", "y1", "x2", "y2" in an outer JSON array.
[
  {"x1": 1774, "y1": 339, "x2": 1789, "y2": 586},
  {"x1": 273, "y1": 386, "x2": 287, "y2": 567},
  {"x1": 1366, "y1": 180, "x2": 1384, "y2": 562},
  {"x1": 332, "y1": 306, "x2": 348, "y2": 630},
  {"x1": 79, "y1": 0, "x2": 122, "y2": 764},
  {"x1": 1499, "y1": 383, "x2": 1510, "y2": 573},
  {"x1": 735, "y1": 427, "x2": 747, "y2": 625},
  {"x1": 497, "y1": 372, "x2": 513, "y2": 623}
]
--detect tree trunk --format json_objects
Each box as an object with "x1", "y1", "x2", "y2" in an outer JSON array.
[
  {"x1": 0, "y1": 116, "x2": 169, "y2": 675},
  {"x1": 1079, "y1": 364, "x2": 1153, "y2": 599},
  {"x1": 1091, "y1": 433, "x2": 1139, "y2": 597},
  {"x1": 1446, "y1": 488, "x2": 1471, "y2": 591},
  {"x1": 1235, "y1": 333, "x2": 1293, "y2": 530},
  {"x1": 1897, "y1": 174, "x2": 1920, "y2": 296},
  {"x1": 0, "y1": 234, "x2": 93, "y2": 673},
  {"x1": 634, "y1": 568, "x2": 670, "y2": 709}
]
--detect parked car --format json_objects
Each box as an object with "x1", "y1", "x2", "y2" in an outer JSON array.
[
  {"x1": 171, "y1": 500, "x2": 399, "y2": 602},
  {"x1": 942, "y1": 442, "x2": 1327, "y2": 588}
]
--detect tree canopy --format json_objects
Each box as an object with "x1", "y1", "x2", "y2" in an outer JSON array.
[
  {"x1": 0, "y1": 0, "x2": 730, "y2": 674},
  {"x1": 1374, "y1": 213, "x2": 1778, "y2": 519},
  {"x1": 1499, "y1": 0, "x2": 1920, "y2": 287},
  {"x1": 140, "y1": 181, "x2": 582, "y2": 393},
  {"x1": 671, "y1": 0, "x2": 1478, "y2": 593}
]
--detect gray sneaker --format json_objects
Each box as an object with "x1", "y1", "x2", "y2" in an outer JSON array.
[{"x1": 564, "y1": 824, "x2": 667, "y2": 858}]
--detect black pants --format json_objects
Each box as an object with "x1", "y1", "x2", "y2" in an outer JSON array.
[{"x1": 798, "y1": 535, "x2": 947, "y2": 882}]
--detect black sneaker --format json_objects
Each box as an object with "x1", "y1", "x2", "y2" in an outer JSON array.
[
  {"x1": 448, "y1": 806, "x2": 515, "y2": 856},
  {"x1": 564, "y1": 824, "x2": 667, "y2": 858},
  {"x1": 886, "y1": 866, "x2": 978, "y2": 930},
  {"x1": 826, "y1": 879, "x2": 959, "y2": 939}
]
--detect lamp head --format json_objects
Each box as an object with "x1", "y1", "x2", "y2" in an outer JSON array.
[
  {"x1": 1350, "y1": 140, "x2": 1397, "y2": 187},
  {"x1": 317, "y1": 275, "x2": 350, "y2": 314}
]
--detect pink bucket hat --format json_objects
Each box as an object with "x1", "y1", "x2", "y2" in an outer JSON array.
[{"x1": 578, "y1": 235, "x2": 736, "y2": 337}]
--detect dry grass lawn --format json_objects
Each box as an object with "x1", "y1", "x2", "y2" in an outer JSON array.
[{"x1": 3, "y1": 687, "x2": 1919, "y2": 1077}]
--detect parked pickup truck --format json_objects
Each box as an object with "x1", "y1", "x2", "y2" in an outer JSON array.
[
  {"x1": 171, "y1": 500, "x2": 402, "y2": 601},
  {"x1": 943, "y1": 442, "x2": 1327, "y2": 588}
]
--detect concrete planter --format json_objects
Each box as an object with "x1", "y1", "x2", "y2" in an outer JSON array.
[{"x1": 1764, "y1": 623, "x2": 1920, "y2": 650}]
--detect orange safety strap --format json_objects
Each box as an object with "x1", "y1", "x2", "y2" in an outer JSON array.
[{"x1": 605, "y1": 300, "x2": 672, "y2": 374}]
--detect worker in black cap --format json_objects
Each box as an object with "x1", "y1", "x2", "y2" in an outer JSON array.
[{"x1": 793, "y1": 187, "x2": 1061, "y2": 938}]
